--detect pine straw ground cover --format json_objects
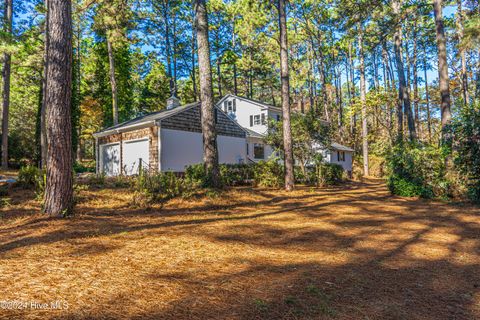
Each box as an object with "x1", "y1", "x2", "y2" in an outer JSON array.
[{"x1": 0, "y1": 178, "x2": 479, "y2": 320}]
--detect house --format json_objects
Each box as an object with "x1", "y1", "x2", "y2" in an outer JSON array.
[
  {"x1": 216, "y1": 94, "x2": 354, "y2": 175},
  {"x1": 216, "y1": 94, "x2": 282, "y2": 162},
  {"x1": 314, "y1": 142, "x2": 354, "y2": 177},
  {"x1": 93, "y1": 94, "x2": 354, "y2": 177},
  {"x1": 93, "y1": 97, "x2": 247, "y2": 176}
]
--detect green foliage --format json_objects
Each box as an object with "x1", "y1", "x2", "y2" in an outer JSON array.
[
  {"x1": 311, "y1": 163, "x2": 345, "y2": 186},
  {"x1": 451, "y1": 104, "x2": 480, "y2": 203},
  {"x1": 87, "y1": 173, "x2": 106, "y2": 187},
  {"x1": 185, "y1": 163, "x2": 255, "y2": 187},
  {"x1": 18, "y1": 165, "x2": 41, "y2": 188},
  {"x1": 0, "y1": 184, "x2": 9, "y2": 197},
  {"x1": 74, "y1": 161, "x2": 96, "y2": 173},
  {"x1": 265, "y1": 111, "x2": 332, "y2": 167},
  {"x1": 220, "y1": 164, "x2": 255, "y2": 186},
  {"x1": 253, "y1": 159, "x2": 284, "y2": 188},
  {"x1": 17, "y1": 165, "x2": 45, "y2": 199},
  {"x1": 385, "y1": 142, "x2": 449, "y2": 199},
  {"x1": 132, "y1": 171, "x2": 187, "y2": 206}
]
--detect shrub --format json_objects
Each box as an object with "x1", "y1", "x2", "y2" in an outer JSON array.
[
  {"x1": 253, "y1": 159, "x2": 284, "y2": 188},
  {"x1": 74, "y1": 161, "x2": 96, "y2": 173},
  {"x1": 185, "y1": 163, "x2": 255, "y2": 187},
  {"x1": 112, "y1": 175, "x2": 133, "y2": 188},
  {"x1": 17, "y1": 165, "x2": 45, "y2": 199},
  {"x1": 184, "y1": 163, "x2": 208, "y2": 187},
  {"x1": 385, "y1": 142, "x2": 449, "y2": 199},
  {"x1": 306, "y1": 162, "x2": 344, "y2": 186},
  {"x1": 451, "y1": 103, "x2": 480, "y2": 203},
  {"x1": 220, "y1": 164, "x2": 255, "y2": 186},
  {"x1": 0, "y1": 184, "x2": 9, "y2": 196},
  {"x1": 132, "y1": 171, "x2": 187, "y2": 206},
  {"x1": 87, "y1": 173, "x2": 106, "y2": 187},
  {"x1": 18, "y1": 165, "x2": 41, "y2": 188}
]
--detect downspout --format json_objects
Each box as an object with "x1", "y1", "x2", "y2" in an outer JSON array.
[
  {"x1": 95, "y1": 136, "x2": 99, "y2": 174},
  {"x1": 157, "y1": 124, "x2": 162, "y2": 172}
]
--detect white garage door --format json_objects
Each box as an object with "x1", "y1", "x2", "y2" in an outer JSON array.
[
  {"x1": 100, "y1": 143, "x2": 120, "y2": 176},
  {"x1": 123, "y1": 138, "x2": 150, "y2": 175}
]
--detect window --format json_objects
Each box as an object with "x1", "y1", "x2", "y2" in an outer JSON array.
[
  {"x1": 227, "y1": 101, "x2": 233, "y2": 112},
  {"x1": 337, "y1": 151, "x2": 345, "y2": 162},
  {"x1": 246, "y1": 143, "x2": 249, "y2": 155},
  {"x1": 276, "y1": 114, "x2": 281, "y2": 121},
  {"x1": 254, "y1": 143, "x2": 265, "y2": 159},
  {"x1": 254, "y1": 115, "x2": 261, "y2": 125}
]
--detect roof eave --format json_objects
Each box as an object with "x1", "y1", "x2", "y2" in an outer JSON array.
[{"x1": 93, "y1": 120, "x2": 156, "y2": 138}]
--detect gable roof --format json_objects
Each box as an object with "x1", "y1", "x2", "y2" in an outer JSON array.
[
  {"x1": 216, "y1": 94, "x2": 283, "y2": 113},
  {"x1": 93, "y1": 102, "x2": 200, "y2": 138},
  {"x1": 331, "y1": 142, "x2": 354, "y2": 152}
]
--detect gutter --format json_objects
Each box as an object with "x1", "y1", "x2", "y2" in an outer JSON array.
[{"x1": 93, "y1": 120, "x2": 156, "y2": 138}]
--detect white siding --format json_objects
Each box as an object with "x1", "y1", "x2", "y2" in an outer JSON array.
[
  {"x1": 161, "y1": 129, "x2": 203, "y2": 172},
  {"x1": 122, "y1": 138, "x2": 150, "y2": 175},
  {"x1": 160, "y1": 128, "x2": 247, "y2": 172},
  {"x1": 222, "y1": 97, "x2": 268, "y2": 134},
  {"x1": 100, "y1": 143, "x2": 120, "y2": 176},
  {"x1": 329, "y1": 150, "x2": 353, "y2": 172},
  {"x1": 218, "y1": 135, "x2": 247, "y2": 164}
]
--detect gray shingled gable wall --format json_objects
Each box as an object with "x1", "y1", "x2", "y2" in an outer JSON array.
[{"x1": 160, "y1": 105, "x2": 246, "y2": 138}]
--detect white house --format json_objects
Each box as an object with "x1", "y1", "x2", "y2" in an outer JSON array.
[
  {"x1": 93, "y1": 97, "x2": 247, "y2": 176},
  {"x1": 216, "y1": 94, "x2": 354, "y2": 175},
  {"x1": 93, "y1": 94, "x2": 354, "y2": 177},
  {"x1": 216, "y1": 94, "x2": 281, "y2": 162}
]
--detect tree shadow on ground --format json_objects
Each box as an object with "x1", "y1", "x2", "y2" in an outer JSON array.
[{"x1": 1, "y1": 180, "x2": 479, "y2": 319}]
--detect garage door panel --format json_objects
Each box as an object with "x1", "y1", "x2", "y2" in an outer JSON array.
[
  {"x1": 101, "y1": 143, "x2": 120, "y2": 177},
  {"x1": 123, "y1": 139, "x2": 150, "y2": 175}
]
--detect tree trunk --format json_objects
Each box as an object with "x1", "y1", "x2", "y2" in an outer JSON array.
[
  {"x1": 44, "y1": 0, "x2": 73, "y2": 216},
  {"x1": 358, "y1": 24, "x2": 369, "y2": 177},
  {"x1": 412, "y1": 20, "x2": 420, "y2": 134},
  {"x1": 392, "y1": 0, "x2": 405, "y2": 140},
  {"x1": 382, "y1": 42, "x2": 393, "y2": 132},
  {"x1": 191, "y1": 24, "x2": 197, "y2": 100},
  {"x1": 456, "y1": 0, "x2": 469, "y2": 105},
  {"x1": 1, "y1": 0, "x2": 12, "y2": 169},
  {"x1": 393, "y1": 0, "x2": 416, "y2": 141},
  {"x1": 163, "y1": 2, "x2": 174, "y2": 96},
  {"x1": 107, "y1": 38, "x2": 118, "y2": 125},
  {"x1": 404, "y1": 39, "x2": 416, "y2": 140},
  {"x1": 423, "y1": 45, "x2": 432, "y2": 142},
  {"x1": 232, "y1": 21, "x2": 238, "y2": 96},
  {"x1": 348, "y1": 41, "x2": 357, "y2": 141},
  {"x1": 433, "y1": 0, "x2": 451, "y2": 130},
  {"x1": 278, "y1": 0, "x2": 294, "y2": 191},
  {"x1": 172, "y1": 12, "x2": 178, "y2": 95},
  {"x1": 41, "y1": 0, "x2": 49, "y2": 169},
  {"x1": 195, "y1": 0, "x2": 220, "y2": 188}
]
